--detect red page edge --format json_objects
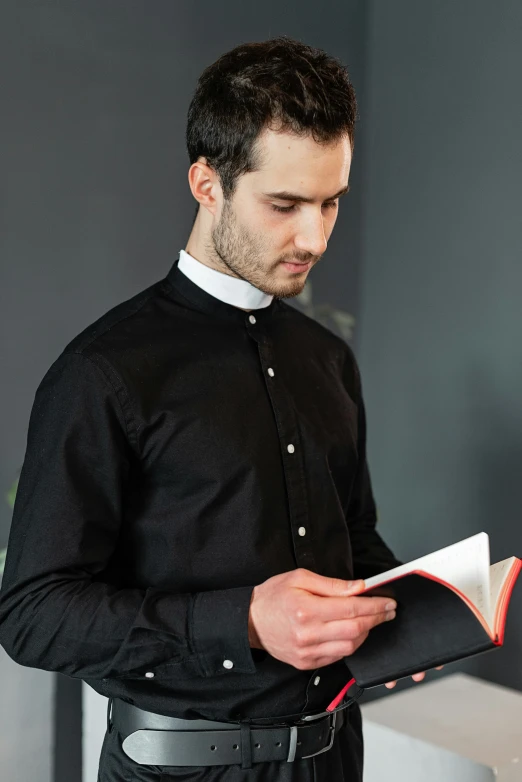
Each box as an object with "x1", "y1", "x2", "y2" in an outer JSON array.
[{"x1": 495, "y1": 558, "x2": 522, "y2": 645}]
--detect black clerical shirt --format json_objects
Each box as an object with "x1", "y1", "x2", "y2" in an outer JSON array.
[{"x1": 0, "y1": 259, "x2": 402, "y2": 723}]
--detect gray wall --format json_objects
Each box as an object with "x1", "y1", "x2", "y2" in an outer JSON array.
[{"x1": 358, "y1": 0, "x2": 522, "y2": 695}]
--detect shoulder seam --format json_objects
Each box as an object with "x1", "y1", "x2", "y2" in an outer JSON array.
[
  {"x1": 65, "y1": 350, "x2": 140, "y2": 454},
  {"x1": 73, "y1": 281, "x2": 162, "y2": 353}
]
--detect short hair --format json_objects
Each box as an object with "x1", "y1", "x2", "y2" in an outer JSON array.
[{"x1": 186, "y1": 35, "x2": 358, "y2": 216}]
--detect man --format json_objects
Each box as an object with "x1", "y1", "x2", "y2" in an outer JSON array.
[{"x1": 0, "y1": 36, "x2": 434, "y2": 781}]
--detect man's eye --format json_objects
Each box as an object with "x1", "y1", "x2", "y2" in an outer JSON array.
[
  {"x1": 271, "y1": 204, "x2": 295, "y2": 213},
  {"x1": 271, "y1": 202, "x2": 338, "y2": 214}
]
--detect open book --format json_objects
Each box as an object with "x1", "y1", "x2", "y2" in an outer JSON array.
[{"x1": 344, "y1": 532, "x2": 521, "y2": 689}]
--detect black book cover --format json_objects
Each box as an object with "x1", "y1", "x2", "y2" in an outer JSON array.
[{"x1": 344, "y1": 573, "x2": 504, "y2": 689}]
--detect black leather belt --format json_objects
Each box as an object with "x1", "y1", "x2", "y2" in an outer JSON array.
[{"x1": 109, "y1": 697, "x2": 346, "y2": 768}]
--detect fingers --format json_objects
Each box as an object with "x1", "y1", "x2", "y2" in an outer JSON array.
[
  {"x1": 292, "y1": 569, "x2": 366, "y2": 597},
  {"x1": 386, "y1": 667, "x2": 443, "y2": 690},
  {"x1": 313, "y1": 594, "x2": 397, "y2": 623},
  {"x1": 308, "y1": 610, "x2": 396, "y2": 646}
]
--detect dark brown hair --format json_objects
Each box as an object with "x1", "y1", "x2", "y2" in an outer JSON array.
[{"x1": 186, "y1": 35, "x2": 358, "y2": 207}]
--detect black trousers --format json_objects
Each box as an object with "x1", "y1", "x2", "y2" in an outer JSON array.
[{"x1": 97, "y1": 704, "x2": 364, "y2": 782}]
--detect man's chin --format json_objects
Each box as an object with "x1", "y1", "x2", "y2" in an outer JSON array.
[
  {"x1": 244, "y1": 264, "x2": 311, "y2": 299},
  {"x1": 264, "y1": 276, "x2": 308, "y2": 300}
]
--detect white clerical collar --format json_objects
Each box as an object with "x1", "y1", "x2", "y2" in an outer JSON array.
[{"x1": 177, "y1": 249, "x2": 273, "y2": 310}]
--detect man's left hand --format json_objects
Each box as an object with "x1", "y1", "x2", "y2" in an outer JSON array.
[{"x1": 385, "y1": 666, "x2": 444, "y2": 689}]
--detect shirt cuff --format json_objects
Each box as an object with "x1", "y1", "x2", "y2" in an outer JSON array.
[{"x1": 190, "y1": 585, "x2": 258, "y2": 676}]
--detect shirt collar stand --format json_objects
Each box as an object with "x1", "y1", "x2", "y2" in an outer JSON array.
[
  {"x1": 177, "y1": 249, "x2": 273, "y2": 310},
  {"x1": 166, "y1": 250, "x2": 278, "y2": 322}
]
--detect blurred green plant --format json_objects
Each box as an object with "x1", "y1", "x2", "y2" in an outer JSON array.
[
  {"x1": 293, "y1": 279, "x2": 355, "y2": 343},
  {"x1": 0, "y1": 283, "x2": 353, "y2": 578},
  {"x1": 1, "y1": 476, "x2": 18, "y2": 576}
]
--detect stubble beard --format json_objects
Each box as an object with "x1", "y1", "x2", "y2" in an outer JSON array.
[{"x1": 206, "y1": 198, "x2": 309, "y2": 300}]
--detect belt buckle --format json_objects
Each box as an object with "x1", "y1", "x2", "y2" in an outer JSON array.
[
  {"x1": 286, "y1": 711, "x2": 337, "y2": 761},
  {"x1": 300, "y1": 710, "x2": 337, "y2": 760}
]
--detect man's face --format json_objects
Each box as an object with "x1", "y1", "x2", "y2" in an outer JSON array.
[{"x1": 206, "y1": 127, "x2": 352, "y2": 298}]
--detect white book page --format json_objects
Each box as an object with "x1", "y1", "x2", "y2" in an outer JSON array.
[
  {"x1": 489, "y1": 557, "x2": 517, "y2": 633},
  {"x1": 363, "y1": 532, "x2": 492, "y2": 625}
]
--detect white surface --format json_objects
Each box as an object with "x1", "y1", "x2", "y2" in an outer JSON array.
[
  {"x1": 362, "y1": 721, "x2": 495, "y2": 782},
  {"x1": 361, "y1": 673, "x2": 522, "y2": 780}
]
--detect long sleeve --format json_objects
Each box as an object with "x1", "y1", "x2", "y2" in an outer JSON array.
[
  {"x1": 0, "y1": 351, "x2": 257, "y2": 680},
  {"x1": 345, "y1": 357, "x2": 403, "y2": 580}
]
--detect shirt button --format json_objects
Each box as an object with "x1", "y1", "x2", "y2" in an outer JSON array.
[
  {"x1": 144, "y1": 671, "x2": 155, "y2": 679},
  {"x1": 298, "y1": 527, "x2": 306, "y2": 536},
  {"x1": 223, "y1": 659, "x2": 234, "y2": 669},
  {"x1": 314, "y1": 676, "x2": 321, "y2": 686},
  {"x1": 287, "y1": 444, "x2": 295, "y2": 453},
  {"x1": 267, "y1": 368, "x2": 275, "y2": 377},
  {"x1": 248, "y1": 315, "x2": 256, "y2": 324}
]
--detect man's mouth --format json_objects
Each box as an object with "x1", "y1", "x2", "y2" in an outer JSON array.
[{"x1": 281, "y1": 260, "x2": 314, "y2": 273}]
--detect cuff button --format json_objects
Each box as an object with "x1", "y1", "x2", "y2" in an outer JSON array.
[
  {"x1": 223, "y1": 659, "x2": 234, "y2": 669},
  {"x1": 145, "y1": 671, "x2": 155, "y2": 679}
]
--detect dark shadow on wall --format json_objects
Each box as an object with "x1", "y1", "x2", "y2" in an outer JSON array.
[
  {"x1": 54, "y1": 675, "x2": 82, "y2": 782},
  {"x1": 460, "y1": 362, "x2": 522, "y2": 692}
]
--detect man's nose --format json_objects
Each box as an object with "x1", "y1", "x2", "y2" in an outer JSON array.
[{"x1": 294, "y1": 213, "x2": 328, "y2": 257}]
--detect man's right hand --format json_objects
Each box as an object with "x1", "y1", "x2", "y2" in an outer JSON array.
[{"x1": 248, "y1": 568, "x2": 396, "y2": 670}]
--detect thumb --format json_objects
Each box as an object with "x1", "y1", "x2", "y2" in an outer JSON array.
[{"x1": 295, "y1": 570, "x2": 366, "y2": 597}]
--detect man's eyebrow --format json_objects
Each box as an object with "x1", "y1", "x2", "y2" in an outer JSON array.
[{"x1": 261, "y1": 185, "x2": 350, "y2": 203}]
